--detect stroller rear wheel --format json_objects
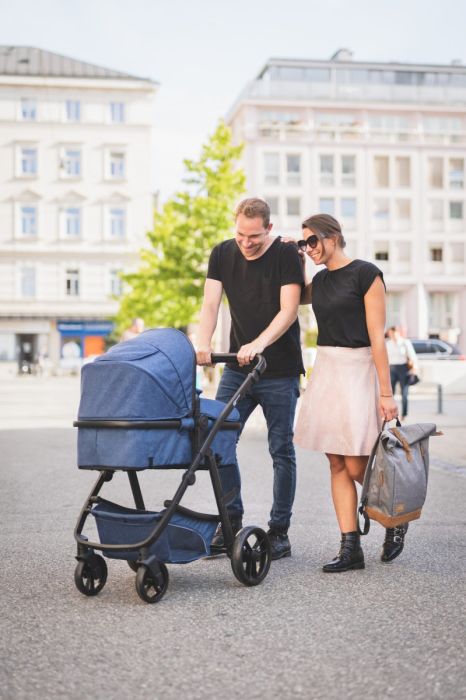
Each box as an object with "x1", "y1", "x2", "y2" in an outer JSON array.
[
  {"x1": 74, "y1": 554, "x2": 108, "y2": 596},
  {"x1": 135, "y1": 562, "x2": 169, "y2": 604},
  {"x1": 231, "y1": 526, "x2": 271, "y2": 586}
]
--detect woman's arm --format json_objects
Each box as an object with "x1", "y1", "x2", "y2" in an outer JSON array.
[{"x1": 364, "y1": 277, "x2": 399, "y2": 421}]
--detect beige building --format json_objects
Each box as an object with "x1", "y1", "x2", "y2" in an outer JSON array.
[
  {"x1": 226, "y1": 49, "x2": 466, "y2": 350},
  {"x1": 0, "y1": 46, "x2": 157, "y2": 367}
]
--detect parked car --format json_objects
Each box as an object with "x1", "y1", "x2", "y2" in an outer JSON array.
[{"x1": 409, "y1": 338, "x2": 465, "y2": 360}]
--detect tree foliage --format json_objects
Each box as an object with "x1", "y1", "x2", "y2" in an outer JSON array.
[{"x1": 115, "y1": 121, "x2": 245, "y2": 332}]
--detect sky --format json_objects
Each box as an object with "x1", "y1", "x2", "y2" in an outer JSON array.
[{"x1": 1, "y1": 0, "x2": 466, "y2": 200}]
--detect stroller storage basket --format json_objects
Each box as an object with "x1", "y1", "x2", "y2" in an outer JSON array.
[{"x1": 92, "y1": 499, "x2": 218, "y2": 564}]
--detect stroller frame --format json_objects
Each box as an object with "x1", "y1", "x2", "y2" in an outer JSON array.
[{"x1": 73, "y1": 353, "x2": 271, "y2": 603}]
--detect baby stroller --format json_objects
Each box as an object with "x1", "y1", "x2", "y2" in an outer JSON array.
[{"x1": 73, "y1": 328, "x2": 271, "y2": 604}]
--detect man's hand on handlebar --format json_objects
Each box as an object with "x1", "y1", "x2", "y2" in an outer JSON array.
[
  {"x1": 237, "y1": 340, "x2": 266, "y2": 366},
  {"x1": 196, "y1": 347, "x2": 213, "y2": 366}
]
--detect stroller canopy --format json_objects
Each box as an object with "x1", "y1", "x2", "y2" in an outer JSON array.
[{"x1": 78, "y1": 329, "x2": 196, "y2": 421}]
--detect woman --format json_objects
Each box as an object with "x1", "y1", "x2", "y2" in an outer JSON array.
[
  {"x1": 386, "y1": 326, "x2": 419, "y2": 419},
  {"x1": 294, "y1": 214, "x2": 407, "y2": 572}
]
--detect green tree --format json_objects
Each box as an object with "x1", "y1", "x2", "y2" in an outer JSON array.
[{"x1": 115, "y1": 121, "x2": 245, "y2": 333}]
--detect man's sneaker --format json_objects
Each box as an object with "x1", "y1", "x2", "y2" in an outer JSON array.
[
  {"x1": 267, "y1": 528, "x2": 291, "y2": 560},
  {"x1": 381, "y1": 522, "x2": 409, "y2": 562},
  {"x1": 210, "y1": 516, "x2": 243, "y2": 554}
]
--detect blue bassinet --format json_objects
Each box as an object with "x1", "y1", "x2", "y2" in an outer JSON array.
[
  {"x1": 77, "y1": 328, "x2": 240, "y2": 469},
  {"x1": 73, "y1": 329, "x2": 271, "y2": 604}
]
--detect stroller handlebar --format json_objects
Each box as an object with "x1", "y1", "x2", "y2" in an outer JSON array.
[{"x1": 210, "y1": 353, "x2": 267, "y2": 377}]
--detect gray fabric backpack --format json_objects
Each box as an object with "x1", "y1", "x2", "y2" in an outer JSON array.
[{"x1": 358, "y1": 420, "x2": 441, "y2": 534}]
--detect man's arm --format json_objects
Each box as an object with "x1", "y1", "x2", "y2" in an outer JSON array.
[
  {"x1": 196, "y1": 278, "x2": 223, "y2": 365},
  {"x1": 237, "y1": 283, "x2": 301, "y2": 365}
]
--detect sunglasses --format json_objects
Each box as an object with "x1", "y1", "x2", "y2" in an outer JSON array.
[{"x1": 297, "y1": 234, "x2": 323, "y2": 252}]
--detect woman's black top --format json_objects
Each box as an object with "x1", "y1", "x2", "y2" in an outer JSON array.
[{"x1": 312, "y1": 259, "x2": 384, "y2": 348}]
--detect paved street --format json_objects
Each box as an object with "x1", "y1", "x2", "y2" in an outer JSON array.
[{"x1": 0, "y1": 371, "x2": 465, "y2": 700}]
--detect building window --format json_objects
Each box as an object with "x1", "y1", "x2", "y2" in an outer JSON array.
[
  {"x1": 60, "y1": 148, "x2": 81, "y2": 178},
  {"x1": 428, "y1": 157, "x2": 443, "y2": 188},
  {"x1": 65, "y1": 100, "x2": 81, "y2": 122},
  {"x1": 109, "y1": 208, "x2": 126, "y2": 238},
  {"x1": 430, "y1": 247, "x2": 443, "y2": 262},
  {"x1": 21, "y1": 206, "x2": 37, "y2": 236},
  {"x1": 286, "y1": 154, "x2": 301, "y2": 185},
  {"x1": 20, "y1": 267, "x2": 36, "y2": 298},
  {"x1": 110, "y1": 269, "x2": 123, "y2": 297},
  {"x1": 449, "y1": 159, "x2": 464, "y2": 189},
  {"x1": 341, "y1": 198, "x2": 357, "y2": 219},
  {"x1": 397, "y1": 241, "x2": 411, "y2": 262},
  {"x1": 65, "y1": 269, "x2": 80, "y2": 296},
  {"x1": 449, "y1": 201, "x2": 464, "y2": 220},
  {"x1": 264, "y1": 153, "x2": 280, "y2": 185},
  {"x1": 110, "y1": 102, "x2": 125, "y2": 123},
  {"x1": 61, "y1": 208, "x2": 81, "y2": 237},
  {"x1": 319, "y1": 197, "x2": 335, "y2": 215},
  {"x1": 373, "y1": 198, "x2": 389, "y2": 227},
  {"x1": 267, "y1": 196, "x2": 279, "y2": 216},
  {"x1": 21, "y1": 98, "x2": 37, "y2": 121},
  {"x1": 429, "y1": 292, "x2": 457, "y2": 330},
  {"x1": 374, "y1": 156, "x2": 389, "y2": 187},
  {"x1": 375, "y1": 248, "x2": 389, "y2": 261},
  {"x1": 395, "y1": 157, "x2": 411, "y2": 187},
  {"x1": 286, "y1": 197, "x2": 300, "y2": 217},
  {"x1": 109, "y1": 151, "x2": 126, "y2": 179},
  {"x1": 450, "y1": 242, "x2": 465, "y2": 263},
  {"x1": 396, "y1": 199, "x2": 411, "y2": 221},
  {"x1": 429, "y1": 200, "x2": 443, "y2": 221},
  {"x1": 341, "y1": 155, "x2": 356, "y2": 187},
  {"x1": 319, "y1": 155, "x2": 334, "y2": 186},
  {"x1": 20, "y1": 147, "x2": 38, "y2": 176}
]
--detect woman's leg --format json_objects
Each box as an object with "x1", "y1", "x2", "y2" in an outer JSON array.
[
  {"x1": 327, "y1": 454, "x2": 360, "y2": 533},
  {"x1": 324, "y1": 453, "x2": 366, "y2": 572}
]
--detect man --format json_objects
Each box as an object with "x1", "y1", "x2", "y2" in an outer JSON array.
[
  {"x1": 121, "y1": 318, "x2": 145, "y2": 342},
  {"x1": 385, "y1": 326, "x2": 418, "y2": 419},
  {"x1": 196, "y1": 197, "x2": 304, "y2": 559}
]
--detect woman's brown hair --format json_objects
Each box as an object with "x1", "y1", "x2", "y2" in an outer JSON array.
[{"x1": 301, "y1": 213, "x2": 346, "y2": 248}]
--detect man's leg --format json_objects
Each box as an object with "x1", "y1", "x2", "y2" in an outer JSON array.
[
  {"x1": 211, "y1": 367, "x2": 257, "y2": 549},
  {"x1": 256, "y1": 375, "x2": 300, "y2": 558},
  {"x1": 399, "y1": 365, "x2": 410, "y2": 418}
]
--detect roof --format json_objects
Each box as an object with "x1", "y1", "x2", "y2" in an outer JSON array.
[{"x1": 0, "y1": 46, "x2": 156, "y2": 83}]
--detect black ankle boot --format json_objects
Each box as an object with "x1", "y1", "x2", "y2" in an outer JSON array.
[
  {"x1": 381, "y1": 523, "x2": 409, "y2": 562},
  {"x1": 210, "y1": 515, "x2": 243, "y2": 554},
  {"x1": 322, "y1": 531, "x2": 365, "y2": 573}
]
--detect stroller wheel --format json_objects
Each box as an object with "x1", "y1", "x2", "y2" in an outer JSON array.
[
  {"x1": 231, "y1": 526, "x2": 271, "y2": 586},
  {"x1": 74, "y1": 555, "x2": 108, "y2": 596},
  {"x1": 127, "y1": 560, "x2": 139, "y2": 573},
  {"x1": 135, "y1": 563, "x2": 169, "y2": 604}
]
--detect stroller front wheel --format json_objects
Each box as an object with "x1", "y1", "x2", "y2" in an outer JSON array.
[
  {"x1": 135, "y1": 562, "x2": 169, "y2": 604},
  {"x1": 231, "y1": 526, "x2": 271, "y2": 586},
  {"x1": 74, "y1": 554, "x2": 108, "y2": 596}
]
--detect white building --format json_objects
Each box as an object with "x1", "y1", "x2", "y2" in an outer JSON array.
[
  {"x1": 0, "y1": 46, "x2": 157, "y2": 366},
  {"x1": 227, "y1": 49, "x2": 466, "y2": 349}
]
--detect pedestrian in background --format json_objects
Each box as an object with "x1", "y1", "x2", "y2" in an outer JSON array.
[
  {"x1": 121, "y1": 318, "x2": 145, "y2": 342},
  {"x1": 196, "y1": 197, "x2": 304, "y2": 560},
  {"x1": 385, "y1": 326, "x2": 418, "y2": 420},
  {"x1": 294, "y1": 214, "x2": 407, "y2": 572}
]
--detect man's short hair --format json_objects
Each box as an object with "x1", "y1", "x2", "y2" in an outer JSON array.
[{"x1": 235, "y1": 198, "x2": 270, "y2": 228}]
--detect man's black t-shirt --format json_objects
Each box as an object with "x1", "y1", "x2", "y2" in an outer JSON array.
[
  {"x1": 312, "y1": 259, "x2": 384, "y2": 348},
  {"x1": 207, "y1": 237, "x2": 304, "y2": 378}
]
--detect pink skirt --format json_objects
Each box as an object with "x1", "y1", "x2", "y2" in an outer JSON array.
[{"x1": 294, "y1": 346, "x2": 383, "y2": 456}]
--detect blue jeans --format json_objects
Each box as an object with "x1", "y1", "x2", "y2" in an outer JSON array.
[
  {"x1": 216, "y1": 367, "x2": 300, "y2": 532},
  {"x1": 390, "y1": 363, "x2": 410, "y2": 417}
]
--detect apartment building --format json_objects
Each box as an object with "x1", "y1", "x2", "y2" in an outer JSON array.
[
  {"x1": 226, "y1": 49, "x2": 466, "y2": 349},
  {"x1": 0, "y1": 46, "x2": 157, "y2": 365}
]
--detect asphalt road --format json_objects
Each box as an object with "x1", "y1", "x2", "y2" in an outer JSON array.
[{"x1": 0, "y1": 374, "x2": 465, "y2": 699}]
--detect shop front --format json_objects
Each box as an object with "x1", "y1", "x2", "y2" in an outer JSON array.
[{"x1": 57, "y1": 320, "x2": 114, "y2": 365}]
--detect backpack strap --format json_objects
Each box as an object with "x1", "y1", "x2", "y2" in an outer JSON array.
[{"x1": 357, "y1": 418, "x2": 401, "y2": 536}]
